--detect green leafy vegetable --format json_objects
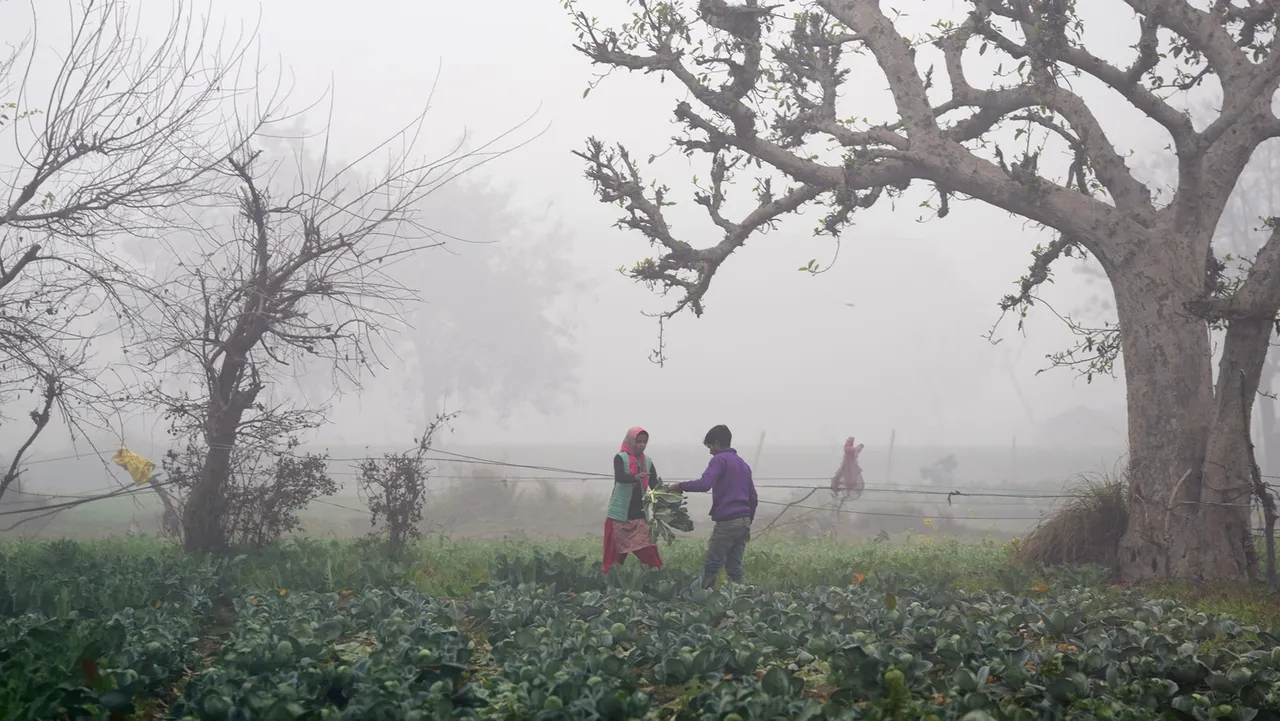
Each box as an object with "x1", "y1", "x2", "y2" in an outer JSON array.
[
  {"x1": 5, "y1": 537, "x2": 1280, "y2": 719},
  {"x1": 645, "y1": 488, "x2": 694, "y2": 542}
]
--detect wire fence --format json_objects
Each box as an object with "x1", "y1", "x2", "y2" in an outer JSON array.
[{"x1": 2, "y1": 445, "x2": 1278, "y2": 535}]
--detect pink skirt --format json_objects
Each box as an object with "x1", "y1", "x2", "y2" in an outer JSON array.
[{"x1": 602, "y1": 518, "x2": 662, "y2": 573}]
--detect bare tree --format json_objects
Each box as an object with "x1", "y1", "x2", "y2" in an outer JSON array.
[
  {"x1": 0, "y1": 0, "x2": 278, "y2": 503},
  {"x1": 134, "y1": 115, "x2": 530, "y2": 554},
  {"x1": 569, "y1": 0, "x2": 1280, "y2": 581}
]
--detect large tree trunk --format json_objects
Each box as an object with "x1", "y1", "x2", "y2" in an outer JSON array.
[
  {"x1": 1113, "y1": 254, "x2": 1219, "y2": 581},
  {"x1": 182, "y1": 425, "x2": 235, "y2": 554},
  {"x1": 1183, "y1": 317, "x2": 1267, "y2": 580},
  {"x1": 1114, "y1": 251, "x2": 1259, "y2": 582},
  {"x1": 182, "y1": 400, "x2": 249, "y2": 554}
]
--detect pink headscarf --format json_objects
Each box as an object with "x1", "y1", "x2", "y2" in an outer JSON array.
[
  {"x1": 832, "y1": 436, "x2": 865, "y2": 497},
  {"x1": 621, "y1": 426, "x2": 650, "y2": 491}
]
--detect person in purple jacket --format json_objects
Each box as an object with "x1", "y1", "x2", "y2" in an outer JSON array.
[{"x1": 668, "y1": 424, "x2": 758, "y2": 588}]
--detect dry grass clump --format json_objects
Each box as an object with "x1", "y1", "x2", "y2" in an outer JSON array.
[{"x1": 1014, "y1": 468, "x2": 1129, "y2": 571}]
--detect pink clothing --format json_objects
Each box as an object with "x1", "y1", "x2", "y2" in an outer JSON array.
[
  {"x1": 620, "y1": 426, "x2": 650, "y2": 491},
  {"x1": 604, "y1": 426, "x2": 662, "y2": 573},
  {"x1": 831, "y1": 436, "x2": 865, "y2": 498},
  {"x1": 603, "y1": 518, "x2": 663, "y2": 572}
]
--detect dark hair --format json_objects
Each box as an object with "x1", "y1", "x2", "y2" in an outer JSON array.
[{"x1": 704, "y1": 424, "x2": 732, "y2": 448}]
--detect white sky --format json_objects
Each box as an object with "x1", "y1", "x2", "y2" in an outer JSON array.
[{"x1": 10, "y1": 0, "x2": 1200, "y2": 456}]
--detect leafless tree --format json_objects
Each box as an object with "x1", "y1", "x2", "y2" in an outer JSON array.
[
  {"x1": 133, "y1": 113, "x2": 533, "y2": 554},
  {"x1": 570, "y1": 0, "x2": 1280, "y2": 582},
  {"x1": 0, "y1": 0, "x2": 281, "y2": 503}
]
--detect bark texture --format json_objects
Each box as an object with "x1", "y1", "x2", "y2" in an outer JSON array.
[
  {"x1": 1116, "y1": 219, "x2": 1280, "y2": 581},
  {"x1": 181, "y1": 383, "x2": 256, "y2": 555},
  {"x1": 1113, "y1": 248, "x2": 1216, "y2": 580}
]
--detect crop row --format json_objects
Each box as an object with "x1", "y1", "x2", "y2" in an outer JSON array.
[
  {"x1": 1, "y1": 602, "x2": 209, "y2": 718},
  {"x1": 3, "y1": 545, "x2": 1280, "y2": 719},
  {"x1": 169, "y1": 588, "x2": 473, "y2": 720},
  {"x1": 0, "y1": 540, "x2": 221, "y2": 719},
  {"x1": 465, "y1": 555, "x2": 1280, "y2": 720}
]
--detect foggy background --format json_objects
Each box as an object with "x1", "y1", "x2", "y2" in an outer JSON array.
[{"x1": 9, "y1": 0, "x2": 1246, "y2": 540}]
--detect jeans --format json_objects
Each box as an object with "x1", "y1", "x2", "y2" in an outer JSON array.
[{"x1": 700, "y1": 516, "x2": 751, "y2": 588}]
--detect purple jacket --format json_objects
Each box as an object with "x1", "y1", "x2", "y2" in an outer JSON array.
[{"x1": 682, "y1": 448, "x2": 758, "y2": 522}]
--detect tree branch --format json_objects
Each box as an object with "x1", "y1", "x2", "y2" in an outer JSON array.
[
  {"x1": 1187, "y1": 217, "x2": 1280, "y2": 324},
  {"x1": 0, "y1": 375, "x2": 57, "y2": 503},
  {"x1": 1122, "y1": 0, "x2": 1253, "y2": 90},
  {"x1": 575, "y1": 139, "x2": 822, "y2": 321},
  {"x1": 818, "y1": 0, "x2": 941, "y2": 139},
  {"x1": 569, "y1": 0, "x2": 1280, "y2": 360}
]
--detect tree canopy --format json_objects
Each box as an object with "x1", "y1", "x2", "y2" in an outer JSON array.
[{"x1": 570, "y1": 0, "x2": 1280, "y2": 342}]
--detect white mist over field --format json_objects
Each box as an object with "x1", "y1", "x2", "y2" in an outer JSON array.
[{"x1": 3, "y1": 0, "x2": 1276, "y2": 548}]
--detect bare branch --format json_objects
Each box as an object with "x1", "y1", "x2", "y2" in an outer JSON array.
[
  {"x1": 0, "y1": 0, "x2": 283, "y2": 238},
  {"x1": 818, "y1": 0, "x2": 940, "y2": 138},
  {"x1": 131, "y1": 104, "x2": 536, "y2": 553},
  {"x1": 940, "y1": 3, "x2": 1157, "y2": 218},
  {"x1": 1122, "y1": 0, "x2": 1254, "y2": 89},
  {"x1": 0, "y1": 374, "x2": 56, "y2": 504},
  {"x1": 998, "y1": 234, "x2": 1086, "y2": 315},
  {"x1": 575, "y1": 139, "x2": 821, "y2": 323},
  {"x1": 0, "y1": 0, "x2": 291, "y2": 488}
]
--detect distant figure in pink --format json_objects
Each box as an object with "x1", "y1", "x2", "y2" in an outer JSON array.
[{"x1": 831, "y1": 437, "x2": 865, "y2": 498}]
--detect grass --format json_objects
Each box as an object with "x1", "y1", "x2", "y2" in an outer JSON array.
[
  {"x1": 1004, "y1": 467, "x2": 1280, "y2": 628},
  {"x1": 249, "y1": 536, "x2": 1280, "y2": 631},
  {"x1": 111, "y1": 535, "x2": 1012, "y2": 597},
  {"x1": 1141, "y1": 579, "x2": 1280, "y2": 629}
]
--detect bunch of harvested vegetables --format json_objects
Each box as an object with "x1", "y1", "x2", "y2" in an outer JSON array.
[{"x1": 645, "y1": 487, "x2": 694, "y2": 543}]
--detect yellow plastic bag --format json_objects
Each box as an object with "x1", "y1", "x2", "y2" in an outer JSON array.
[{"x1": 112, "y1": 446, "x2": 155, "y2": 485}]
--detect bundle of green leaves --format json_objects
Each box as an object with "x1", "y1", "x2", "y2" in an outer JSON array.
[{"x1": 645, "y1": 488, "x2": 694, "y2": 543}]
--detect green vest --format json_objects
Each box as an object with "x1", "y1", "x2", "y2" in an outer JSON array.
[{"x1": 608, "y1": 451, "x2": 653, "y2": 521}]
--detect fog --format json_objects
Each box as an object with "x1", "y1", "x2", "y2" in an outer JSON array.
[
  {"x1": 6, "y1": 0, "x2": 1236, "y2": 528},
  {"x1": 256, "y1": 0, "x2": 1130, "y2": 451}
]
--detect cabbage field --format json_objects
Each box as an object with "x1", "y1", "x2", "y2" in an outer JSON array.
[{"x1": 2, "y1": 537, "x2": 1279, "y2": 720}]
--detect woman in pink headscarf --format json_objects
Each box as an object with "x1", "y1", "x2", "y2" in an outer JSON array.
[
  {"x1": 602, "y1": 426, "x2": 664, "y2": 573},
  {"x1": 831, "y1": 437, "x2": 865, "y2": 498}
]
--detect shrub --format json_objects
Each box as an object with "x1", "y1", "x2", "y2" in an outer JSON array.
[
  {"x1": 163, "y1": 438, "x2": 336, "y2": 549},
  {"x1": 356, "y1": 413, "x2": 455, "y2": 560},
  {"x1": 1014, "y1": 466, "x2": 1128, "y2": 572}
]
